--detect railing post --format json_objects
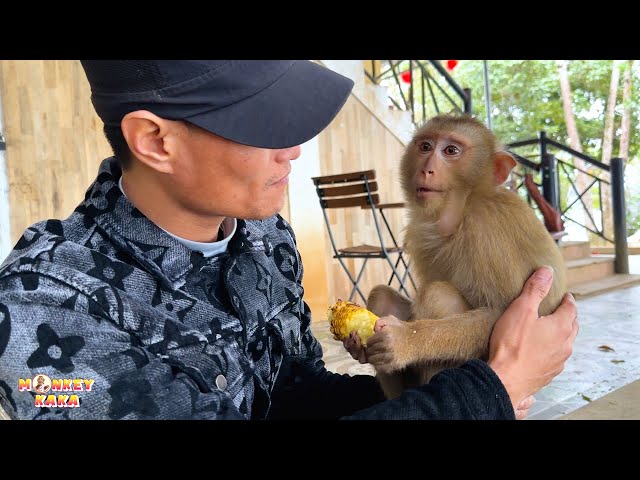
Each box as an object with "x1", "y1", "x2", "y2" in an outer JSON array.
[
  {"x1": 409, "y1": 60, "x2": 414, "y2": 125},
  {"x1": 611, "y1": 157, "x2": 629, "y2": 274},
  {"x1": 539, "y1": 131, "x2": 547, "y2": 163},
  {"x1": 541, "y1": 153, "x2": 560, "y2": 211},
  {"x1": 463, "y1": 88, "x2": 472, "y2": 114}
]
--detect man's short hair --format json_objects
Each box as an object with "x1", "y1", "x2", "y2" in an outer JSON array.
[{"x1": 103, "y1": 125, "x2": 131, "y2": 169}]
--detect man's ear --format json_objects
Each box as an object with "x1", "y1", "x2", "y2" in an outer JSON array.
[
  {"x1": 120, "y1": 110, "x2": 175, "y2": 174},
  {"x1": 494, "y1": 151, "x2": 518, "y2": 185}
]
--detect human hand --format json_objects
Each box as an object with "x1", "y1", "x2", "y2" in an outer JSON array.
[
  {"x1": 515, "y1": 395, "x2": 535, "y2": 420},
  {"x1": 488, "y1": 266, "x2": 579, "y2": 412},
  {"x1": 366, "y1": 315, "x2": 414, "y2": 373},
  {"x1": 340, "y1": 331, "x2": 368, "y2": 364}
]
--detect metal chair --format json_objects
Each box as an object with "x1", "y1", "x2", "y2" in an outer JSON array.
[{"x1": 311, "y1": 169, "x2": 415, "y2": 304}]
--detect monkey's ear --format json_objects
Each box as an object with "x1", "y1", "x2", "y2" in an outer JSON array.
[{"x1": 494, "y1": 151, "x2": 517, "y2": 185}]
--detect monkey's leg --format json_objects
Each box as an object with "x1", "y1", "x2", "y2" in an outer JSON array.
[
  {"x1": 412, "y1": 281, "x2": 472, "y2": 384},
  {"x1": 412, "y1": 281, "x2": 470, "y2": 319},
  {"x1": 366, "y1": 284, "x2": 413, "y2": 399},
  {"x1": 367, "y1": 284, "x2": 412, "y2": 319}
]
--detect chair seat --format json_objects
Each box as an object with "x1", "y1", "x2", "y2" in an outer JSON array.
[{"x1": 338, "y1": 244, "x2": 402, "y2": 255}]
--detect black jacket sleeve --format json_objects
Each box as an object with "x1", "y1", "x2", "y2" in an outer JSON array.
[
  {"x1": 266, "y1": 355, "x2": 387, "y2": 420},
  {"x1": 343, "y1": 359, "x2": 516, "y2": 420},
  {"x1": 267, "y1": 356, "x2": 514, "y2": 420}
]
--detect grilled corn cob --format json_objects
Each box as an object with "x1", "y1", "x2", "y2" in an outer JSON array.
[{"x1": 328, "y1": 299, "x2": 379, "y2": 346}]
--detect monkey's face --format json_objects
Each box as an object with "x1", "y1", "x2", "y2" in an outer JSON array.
[
  {"x1": 401, "y1": 116, "x2": 499, "y2": 219},
  {"x1": 401, "y1": 128, "x2": 470, "y2": 217}
]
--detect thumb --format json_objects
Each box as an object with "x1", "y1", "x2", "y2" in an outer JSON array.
[{"x1": 521, "y1": 266, "x2": 554, "y2": 304}]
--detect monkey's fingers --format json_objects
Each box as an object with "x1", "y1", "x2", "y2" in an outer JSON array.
[
  {"x1": 366, "y1": 337, "x2": 394, "y2": 369},
  {"x1": 374, "y1": 318, "x2": 388, "y2": 333}
]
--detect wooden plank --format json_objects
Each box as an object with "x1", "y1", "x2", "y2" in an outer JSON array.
[
  {"x1": 311, "y1": 169, "x2": 375, "y2": 184},
  {"x1": 319, "y1": 181, "x2": 377, "y2": 197},
  {"x1": 322, "y1": 194, "x2": 379, "y2": 209},
  {"x1": 1, "y1": 60, "x2": 112, "y2": 245}
]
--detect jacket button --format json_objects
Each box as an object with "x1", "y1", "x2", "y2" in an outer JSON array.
[
  {"x1": 215, "y1": 374, "x2": 227, "y2": 391},
  {"x1": 263, "y1": 235, "x2": 273, "y2": 256}
]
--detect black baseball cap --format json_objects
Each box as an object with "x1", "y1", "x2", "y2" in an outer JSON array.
[{"x1": 80, "y1": 60, "x2": 354, "y2": 149}]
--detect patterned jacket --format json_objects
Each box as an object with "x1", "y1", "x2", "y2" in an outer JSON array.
[{"x1": 0, "y1": 158, "x2": 514, "y2": 420}]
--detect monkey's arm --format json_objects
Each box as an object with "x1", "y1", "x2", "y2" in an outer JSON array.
[{"x1": 367, "y1": 308, "x2": 500, "y2": 373}]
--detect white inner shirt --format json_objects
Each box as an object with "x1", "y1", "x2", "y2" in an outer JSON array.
[{"x1": 119, "y1": 177, "x2": 237, "y2": 257}]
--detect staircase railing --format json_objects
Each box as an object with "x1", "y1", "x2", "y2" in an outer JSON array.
[
  {"x1": 365, "y1": 60, "x2": 472, "y2": 126},
  {"x1": 507, "y1": 133, "x2": 629, "y2": 274}
]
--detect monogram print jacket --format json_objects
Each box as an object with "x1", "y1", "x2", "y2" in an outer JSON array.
[{"x1": 0, "y1": 158, "x2": 514, "y2": 420}]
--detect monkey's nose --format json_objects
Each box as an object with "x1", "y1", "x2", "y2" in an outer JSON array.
[{"x1": 427, "y1": 170, "x2": 434, "y2": 175}]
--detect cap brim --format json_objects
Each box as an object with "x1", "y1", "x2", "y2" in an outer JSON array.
[{"x1": 185, "y1": 61, "x2": 354, "y2": 149}]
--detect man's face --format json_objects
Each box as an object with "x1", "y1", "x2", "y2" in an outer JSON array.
[{"x1": 171, "y1": 123, "x2": 301, "y2": 220}]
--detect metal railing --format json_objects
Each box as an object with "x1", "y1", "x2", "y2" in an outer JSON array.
[
  {"x1": 507, "y1": 132, "x2": 629, "y2": 274},
  {"x1": 365, "y1": 60, "x2": 472, "y2": 126}
]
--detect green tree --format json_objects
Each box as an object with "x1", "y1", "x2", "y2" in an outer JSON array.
[{"x1": 447, "y1": 60, "x2": 640, "y2": 238}]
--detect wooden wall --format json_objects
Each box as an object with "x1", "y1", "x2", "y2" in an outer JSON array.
[
  {"x1": 312, "y1": 94, "x2": 410, "y2": 311},
  {"x1": 0, "y1": 60, "x2": 111, "y2": 245}
]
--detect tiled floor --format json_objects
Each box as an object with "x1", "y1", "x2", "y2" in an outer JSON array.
[{"x1": 311, "y1": 258, "x2": 640, "y2": 420}]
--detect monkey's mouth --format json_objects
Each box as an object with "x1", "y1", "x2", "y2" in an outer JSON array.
[{"x1": 416, "y1": 187, "x2": 443, "y2": 198}]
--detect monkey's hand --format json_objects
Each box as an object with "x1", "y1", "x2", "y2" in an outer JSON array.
[{"x1": 366, "y1": 315, "x2": 416, "y2": 373}]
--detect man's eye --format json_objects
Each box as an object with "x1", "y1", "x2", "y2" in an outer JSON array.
[
  {"x1": 444, "y1": 145, "x2": 460, "y2": 155},
  {"x1": 418, "y1": 142, "x2": 432, "y2": 152}
]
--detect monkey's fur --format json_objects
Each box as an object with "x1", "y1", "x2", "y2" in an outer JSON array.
[{"x1": 366, "y1": 114, "x2": 567, "y2": 399}]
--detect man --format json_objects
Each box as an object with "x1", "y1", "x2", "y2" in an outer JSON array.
[{"x1": 0, "y1": 60, "x2": 577, "y2": 420}]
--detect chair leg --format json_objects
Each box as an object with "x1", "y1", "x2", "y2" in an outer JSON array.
[
  {"x1": 386, "y1": 253, "x2": 417, "y2": 292},
  {"x1": 384, "y1": 254, "x2": 413, "y2": 299},
  {"x1": 336, "y1": 256, "x2": 369, "y2": 304},
  {"x1": 400, "y1": 256, "x2": 417, "y2": 291}
]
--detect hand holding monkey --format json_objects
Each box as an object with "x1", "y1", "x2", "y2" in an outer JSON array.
[{"x1": 488, "y1": 266, "x2": 578, "y2": 410}]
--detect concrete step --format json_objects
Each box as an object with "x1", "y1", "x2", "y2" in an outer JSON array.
[
  {"x1": 569, "y1": 273, "x2": 640, "y2": 298},
  {"x1": 566, "y1": 255, "x2": 615, "y2": 286},
  {"x1": 590, "y1": 245, "x2": 640, "y2": 255},
  {"x1": 559, "y1": 241, "x2": 591, "y2": 261}
]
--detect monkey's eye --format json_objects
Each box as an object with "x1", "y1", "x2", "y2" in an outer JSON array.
[
  {"x1": 443, "y1": 145, "x2": 461, "y2": 155},
  {"x1": 418, "y1": 141, "x2": 433, "y2": 152}
]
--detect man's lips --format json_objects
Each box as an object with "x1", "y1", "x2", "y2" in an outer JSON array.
[{"x1": 273, "y1": 170, "x2": 291, "y2": 185}]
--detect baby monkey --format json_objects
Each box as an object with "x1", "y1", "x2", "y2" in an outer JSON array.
[{"x1": 366, "y1": 114, "x2": 567, "y2": 399}]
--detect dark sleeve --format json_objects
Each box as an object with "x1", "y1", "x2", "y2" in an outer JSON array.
[
  {"x1": 271, "y1": 221, "x2": 513, "y2": 420},
  {"x1": 343, "y1": 359, "x2": 516, "y2": 420},
  {"x1": 266, "y1": 355, "x2": 387, "y2": 420}
]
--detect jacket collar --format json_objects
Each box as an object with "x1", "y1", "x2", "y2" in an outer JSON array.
[{"x1": 79, "y1": 157, "x2": 264, "y2": 289}]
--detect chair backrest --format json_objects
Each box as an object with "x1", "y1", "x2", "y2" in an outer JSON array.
[
  {"x1": 311, "y1": 170, "x2": 379, "y2": 209},
  {"x1": 312, "y1": 170, "x2": 388, "y2": 258}
]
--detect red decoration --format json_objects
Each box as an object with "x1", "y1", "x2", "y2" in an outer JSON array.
[
  {"x1": 446, "y1": 60, "x2": 459, "y2": 71},
  {"x1": 401, "y1": 70, "x2": 412, "y2": 83}
]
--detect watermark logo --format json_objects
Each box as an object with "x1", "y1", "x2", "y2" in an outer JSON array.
[{"x1": 18, "y1": 374, "x2": 94, "y2": 408}]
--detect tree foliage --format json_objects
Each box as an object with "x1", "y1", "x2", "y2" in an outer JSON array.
[
  {"x1": 447, "y1": 60, "x2": 640, "y2": 237},
  {"x1": 450, "y1": 60, "x2": 640, "y2": 162}
]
